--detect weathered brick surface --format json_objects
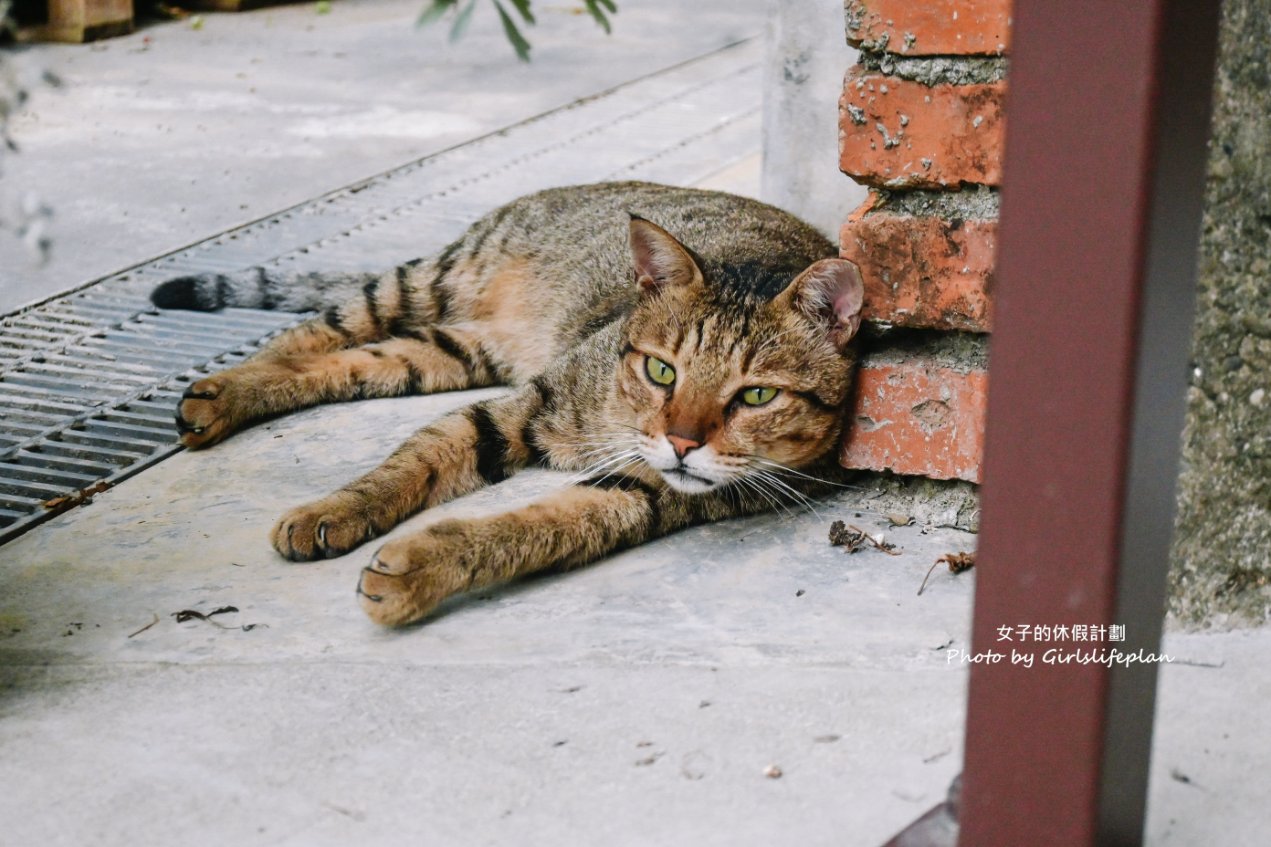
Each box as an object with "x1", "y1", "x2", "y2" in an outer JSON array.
[
  {"x1": 842, "y1": 357, "x2": 988, "y2": 483},
  {"x1": 841, "y1": 209, "x2": 997, "y2": 332},
  {"x1": 846, "y1": 0, "x2": 1012, "y2": 56},
  {"x1": 840, "y1": 71, "x2": 1006, "y2": 189}
]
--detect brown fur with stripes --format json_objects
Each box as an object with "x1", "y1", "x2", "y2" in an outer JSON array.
[{"x1": 157, "y1": 182, "x2": 865, "y2": 626}]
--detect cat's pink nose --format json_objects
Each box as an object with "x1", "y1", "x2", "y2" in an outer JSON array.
[{"x1": 666, "y1": 433, "x2": 702, "y2": 458}]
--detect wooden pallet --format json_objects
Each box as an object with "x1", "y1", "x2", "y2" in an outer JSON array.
[
  {"x1": 182, "y1": 0, "x2": 301, "y2": 10},
  {"x1": 40, "y1": 0, "x2": 133, "y2": 43}
]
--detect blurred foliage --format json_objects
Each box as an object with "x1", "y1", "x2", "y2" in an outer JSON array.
[
  {"x1": 1, "y1": 0, "x2": 57, "y2": 262},
  {"x1": 418, "y1": 0, "x2": 617, "y2": 62}
]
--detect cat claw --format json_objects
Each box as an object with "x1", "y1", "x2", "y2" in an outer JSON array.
[
  {"x1": 182, "y1": 383, "x2": 218, "y2": 400},
  {"x1": 355, "y1": 570, "x2": 383, "y2": 602}
]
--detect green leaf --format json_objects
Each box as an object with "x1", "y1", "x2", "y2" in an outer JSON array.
[
  {"x1": 416, "y1": 0, "x2": 456, "y2": 28},
  {"x1": 507, "y1": 0, "x2": 535, "y2": 25},
  {"x1": 595, "y1": 0, "x2": 617, "y2": 12},
  {"x1": 582, "y1": 0, "x2": 612, "y2": 34},
  {"x1": 494, "y1": 0, "x2": 532, "y2": 61},
  {"x1": 449, "y1": 0, "x2": 478, "y2": 42}
]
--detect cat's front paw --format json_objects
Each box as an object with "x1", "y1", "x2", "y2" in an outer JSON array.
[
  {"x1": 271, "y1": 493, "x2": 375, "y2": 561},
  {"x1": 176, "y1": 373, "x2": 245, "y2": 449},
  {"x1": 357, "y1": 529, "x2": 470, "y2": 626}
]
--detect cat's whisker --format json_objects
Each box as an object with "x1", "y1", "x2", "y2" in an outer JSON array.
[
  {"x1": 731, "y1": 473, "x2": 793, "y2": 519},
  {"x1": 574, "y1": 447, "x2": 639, "y2": 475},
  {"x1": 747, "y1": 456, "x2": 862, "y2": 491},
  {"x1": 572, "y1": 441, "x2": 638, "y2": 462},
  {"x1": 749, "y1": 469, "x2": 823, "y2": 520},
  {"x1": 750, "y1": 466, "x2": 820, "y2": 506},
  {"x1": 581, "y1": 454, "x2": 647, "y2": 488},
  {"x1": 568, "y1": 448, "x2": 644, "y2": 484}
]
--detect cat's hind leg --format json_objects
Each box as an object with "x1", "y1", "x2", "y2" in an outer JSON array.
[
  {"x1": 271, "y1": 382, "x2": 548, "y2": 561},
  {"x1": 175, "y1": 258, "x2": 450, "y2": 446},
  {"x1": 177, "y1": 326, "x2": 503, "y2": 448}
]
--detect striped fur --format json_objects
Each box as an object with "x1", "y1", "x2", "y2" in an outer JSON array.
[{"x1": 157, "y1": 182, "x2": 865, "y2": 626}]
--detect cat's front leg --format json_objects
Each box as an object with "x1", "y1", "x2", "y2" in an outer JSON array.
[
  {"x1": 356, "y1": 476, "x2": 672, "y2": 626},
  {"x1": 272, "y1": 387, "x2": 547, "y2": 561}
]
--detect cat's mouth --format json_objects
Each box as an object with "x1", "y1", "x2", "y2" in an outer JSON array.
[{"x1": 660, "y1": 466, "x2": 721, "y2": 494}]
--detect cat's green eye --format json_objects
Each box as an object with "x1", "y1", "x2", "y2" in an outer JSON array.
[
  {"x1": 741, "y1": 386, "x2": 780, "y2": 406},
  {"x1": 645, "y1": 356, "x2": 676, "y2": 386}
]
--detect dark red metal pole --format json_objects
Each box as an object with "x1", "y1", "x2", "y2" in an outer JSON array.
[{"x1": 955, "y1": 1, "x2": 1221, "y2": 845}]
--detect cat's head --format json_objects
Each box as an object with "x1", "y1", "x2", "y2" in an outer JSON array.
[{"x1": 616, "y1": 217, "x2": 864, "y2": 495}]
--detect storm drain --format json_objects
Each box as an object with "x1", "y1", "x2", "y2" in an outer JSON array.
[
  {"x1": 0, "y1": 295, "x2": 303, "y2": 544},
  {"x1": 0, "y1": 38, "x2": 762, "y2": 546}
]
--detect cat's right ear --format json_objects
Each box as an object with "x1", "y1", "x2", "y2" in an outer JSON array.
[
  {"x1": 777, "y1": 258, "x2": 866, "y2": 350},
  {"x1": 629, "y1": 216, "x2": 704, "y2": 296}
]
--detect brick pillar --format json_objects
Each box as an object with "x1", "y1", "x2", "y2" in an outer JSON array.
[{"x1": 838, "y1": 0, "x2": 1010, "y2": 483}]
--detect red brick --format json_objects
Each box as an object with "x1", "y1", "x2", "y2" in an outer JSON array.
[
  {"x1": 841, "y1": 209, "x2": 997, "y2": 332},
  {"x1": 846, "y1": 0, "x2": 1012, "y2": 56},
  {"x1": 840, "y1": 71, "x2": 1006, "y2": 189},
  {"x1": 842, "y1": 358, "x2": 988, "y2": 483}
]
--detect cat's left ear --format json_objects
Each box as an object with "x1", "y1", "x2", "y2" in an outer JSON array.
[
  {"x1": 777, "y1": 258, "x2": 865, "y2": 349},
  {"x1": 629, "y1": 216, "x2": 705, "y2": 296}
]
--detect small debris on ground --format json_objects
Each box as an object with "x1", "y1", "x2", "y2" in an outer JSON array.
[
  {"x1": 885, "y1": 512, "x2": 914, "y2": 527},
  {"x1": 763, "y1": 764, "x2": 783, "y2": 779},
  {"x1": 1170, "y1": 767, "x2": 1199, "y2": 788},
  {"x1": 635, "y1": 752, "x2": 663, "y2": 766},
  {"x1": 127, "y1": 614, "x2": 160, "y2": 639},
  {"x1": 813, "y1": 734, "x2": 840, "y2": 744},
  {"x1": 918, "y1": 552, "x2": 976, "y2": 596},
  {"x1": 795, "y1": 589, "x2": 805, "y2": 597},
  {"x1": 42, "y1": 481, "x2": 111, "y2": 515},
  {"x1": 171, "y1": 605, "x2": 266, "y2": 632},
  {"x1": 828, "y1": 520, "x2": 899, "y2": 555}
]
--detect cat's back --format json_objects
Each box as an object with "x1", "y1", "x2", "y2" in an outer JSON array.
[{"x1": 500, "y1": 181, "x2": 835, "y2": 283}]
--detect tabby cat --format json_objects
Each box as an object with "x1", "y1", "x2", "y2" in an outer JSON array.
[{"x1": 152, "y1": 182, "x2": 865, "y2": 626}]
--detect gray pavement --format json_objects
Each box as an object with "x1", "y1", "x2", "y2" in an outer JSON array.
[
  {"x1": 1, "y1": 3, "x2": 1268, "y2": 845},
  {"x1": 1, "y1": 0, "x2": 763, "y2": 313}
]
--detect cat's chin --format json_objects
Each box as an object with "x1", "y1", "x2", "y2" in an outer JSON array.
[{"x1": 659, "y1": 468, "x2": 722, "y2": 495}]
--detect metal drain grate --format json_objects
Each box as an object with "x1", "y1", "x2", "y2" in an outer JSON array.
[
  {"x1": 0, "y1": 294, "x2": 304, "y2": 543},
  {"x1": 0, "y1": 38, "x2": 762, "y2": 547}
]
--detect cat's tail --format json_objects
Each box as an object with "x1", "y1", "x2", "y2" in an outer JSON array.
[{"x1": 150, "y1": 267, "x2": 390, "y2": 313}]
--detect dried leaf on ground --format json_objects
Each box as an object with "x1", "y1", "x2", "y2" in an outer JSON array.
[
  {"x1": 170, "y1": 606, "x2": 265, "y2": 632},
  {"x1": 828, "y1": 520, "x2": 900, "y2": 555},
  {"x1": 41, "y1": 481, "x2": 111, "y2": 514},
  {"x1": 172, "y1": 606, "x2": 238, "y2": 623},
  {"x1": 918, "y1": 552, "x2": 977, "y2": 595}
]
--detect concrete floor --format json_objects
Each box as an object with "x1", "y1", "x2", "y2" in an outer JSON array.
[{"x1": 1, "y1": 3, "x2": 1269, "y2": 845}]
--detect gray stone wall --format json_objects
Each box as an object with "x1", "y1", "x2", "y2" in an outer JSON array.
[
  {"x1": 1169, "y1": 0, "x2": 1271, "y2": 626},
  {"x1": 761, "y1": 0, "x2": 868, "y2": 237}
]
